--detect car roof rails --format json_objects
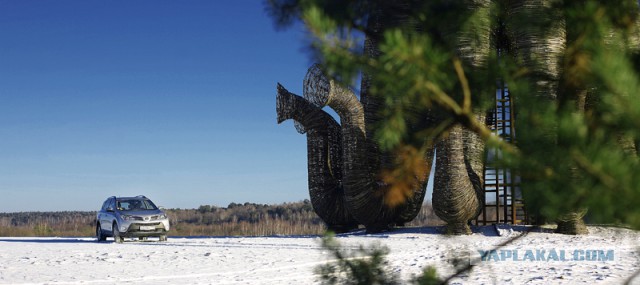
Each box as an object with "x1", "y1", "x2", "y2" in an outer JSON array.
[{"x1": 136, "y1": 195, "x2": 147, "y2": 199}]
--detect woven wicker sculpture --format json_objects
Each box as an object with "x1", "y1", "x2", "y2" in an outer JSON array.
[
  {"x1": 277, "y1": 64, "x2": 430, "y2": 232},
  {"x1": 276, "y1": 2, "x2": 487, "y2": 233},
  {"x1": 275, "y1": 0, "x2": 640, "y2": 235},
  {"x1": 277, "y1": 62, "x2": 487, "y2": 233},
  {"x1": 276, "y1": 84, "x2": 358, "y2": 232},
  {"x1": 431, "y1": 0, "x2": 490, "y2": 234}
]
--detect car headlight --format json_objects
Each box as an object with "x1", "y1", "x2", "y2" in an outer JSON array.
[
  {"x1": 122, "y1": 215, "x2": 135, "y2": 221},
  {"x1": 157, "y1": 214, "x2": 167, "y2": 220}
]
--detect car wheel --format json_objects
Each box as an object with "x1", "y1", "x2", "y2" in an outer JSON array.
[
  {"x1": 159, "y1": 235, "x2": 167, "y2": 242},
  {"x1": 113, "y1": 223, "x2": 123, "y2": 244},
  {"x1": 96, "y1": 223, "x2": 106, "y2": 242}
]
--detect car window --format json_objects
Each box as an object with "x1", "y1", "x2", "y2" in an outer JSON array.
[
  {"x1": 116, "y1": 199, "x2": 158, "y2": 211},
  {"x1": 142, "y1": 199, "x2": 158, "y2": 210},
  {"x1": 101, "y1": 199, "x2": 109, "y2": 211}
]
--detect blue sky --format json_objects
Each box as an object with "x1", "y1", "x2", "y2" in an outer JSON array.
[
  {"x1": 0, "y1": 1, "x2": 435, "y2": 212},
  {"x1": 0, "y1": 0, "x2": 319, "y2": 211}
]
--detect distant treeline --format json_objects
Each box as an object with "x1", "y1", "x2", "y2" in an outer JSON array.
[
  {"x1": 0, "y1": 200, "x2": 443, "y2": 237},
  {"x1": 0, "y1": 211, "x2": 96, "y2": 237}
]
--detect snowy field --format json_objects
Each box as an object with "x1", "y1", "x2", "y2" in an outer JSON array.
[{"x1": 1, "y1": 226, "x2": 639, "y2": 284}]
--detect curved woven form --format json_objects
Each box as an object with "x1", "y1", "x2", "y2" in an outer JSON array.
[
  {"x1": 277, "y1": 63, "x2": 432, "y2": 231},
  {"x1": 508, "y1": 0, "x2": 565, "y2": 102},
  {"x1": 357, "y1": 3, "x2": 433, "y2": 229},
  {"x1": 304, "y1": 65, "x2": 394, "y2": 229},
  {"x1": 276, "y1": 84, "x2": 358, "y2": 231},
  {"x1": 433, "y1": 125, "x2": 481, "y2": 234},
  {"x1": 428, "y1": 0, "x2": 491, "y2": 234},
  {"x1": 507, "y1": 0, "x2": 602, "y2": 234},
  {"x1": 555, "y1": 209, "x2": 588, "y2": 235}
]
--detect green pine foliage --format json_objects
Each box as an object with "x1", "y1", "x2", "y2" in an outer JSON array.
[{"x1": 316, "y1": 234, "x2": 401, "y2": 285}]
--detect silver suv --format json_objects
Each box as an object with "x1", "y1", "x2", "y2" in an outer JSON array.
[{"x1": 96, "y1": 195, "x2": 170, "y2": 243}]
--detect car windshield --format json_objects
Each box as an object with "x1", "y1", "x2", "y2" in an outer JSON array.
[{"x1": 116, "y1": 199, "x2": 158, "y2": 211}]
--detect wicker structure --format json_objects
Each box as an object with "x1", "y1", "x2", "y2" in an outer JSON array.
[
  {"x1": 431, "y1": 0, "x2": 491, "y2": 234},
  {"x1": 555, "y1": 209, "x2": 588, "y2": 235},
  {"x1": 276, "y1": 1, "x2": 488, "y2": 233},
  {"x1": 275, "y1": 0, "x2": 640, "y2": 234},
  {"x1": 508, "y1": 0, "x2": 586, "y2": 234},
  {"x1": 277, "y1": 65, "x2": 429, "y2": 232},
  {"x1": 276, "y1": 84, "x2": 358, "y2": 232}
]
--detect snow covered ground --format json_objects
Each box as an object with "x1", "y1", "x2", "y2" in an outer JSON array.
[{"x1": 0, "y1": 226, "x2": 639, "y2": 284}]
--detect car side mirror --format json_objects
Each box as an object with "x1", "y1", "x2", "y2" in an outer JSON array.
[{"x1": 106, "y1": 207, "x2": 114, "y2": 212}]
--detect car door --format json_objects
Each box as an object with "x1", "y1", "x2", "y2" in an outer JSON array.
[
  {"x1": 100, "y1": 198, "x2": 115, "y2": 233},
  {"x1": 107, "y1": 198, "x2": 117, "y2": 232},
  {"x1": 98, "y1": 198, "x2": 108, "y2": 232}
]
